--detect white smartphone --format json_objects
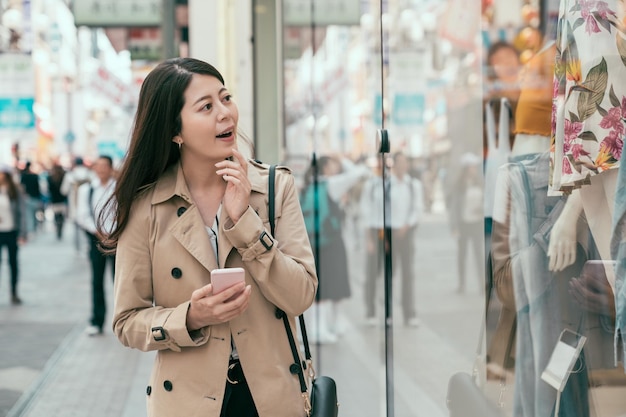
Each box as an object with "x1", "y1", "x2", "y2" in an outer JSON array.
[{"x1": 211, "y1": 267, "x2": 245, "y2": 298}]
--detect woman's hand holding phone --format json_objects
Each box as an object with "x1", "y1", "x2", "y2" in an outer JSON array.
[
  {"x1": 186, "y1": 268, "x2": 251, "y2": 331},
  {"x1": 211, "y1": 267, "x2": 244, "y2": 294}
]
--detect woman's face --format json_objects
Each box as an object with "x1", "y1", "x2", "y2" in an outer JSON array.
[
  {"x1": 393, "y1": 154, "x2": 409, "y2": 176},
  {"x1": 490, "y1": 47, "x2": 520, "y2": 84},
  {"x1": 323, "y1": 159, "x2": 341, "y2": 176},
  {"x1": 174, "y1": 74, "x2": 239, "y2": 161}
]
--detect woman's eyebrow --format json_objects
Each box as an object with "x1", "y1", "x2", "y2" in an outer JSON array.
[{"x1": 192, "y1": 88, "x2": 228, "y2": 106}]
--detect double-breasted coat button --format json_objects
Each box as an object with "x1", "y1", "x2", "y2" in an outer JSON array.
[
  {"x1": 289, "y1": 363, "x2": 301, "y2": 375},
  {"x1": 171, "y1": 268, "x2": 182, "y2": 279},
  {"x1": 146, "y1": 386, "x2": 152, "y2": 395},
  {"x1": 177, "y1": 207, "x2": 187, "y2": 217},
  {"x1": 163, "y1": 380, "x2": 173, "y2": 391},
  {"x1": 274, "y1": 308, "x2": 284, "y2": 319}
]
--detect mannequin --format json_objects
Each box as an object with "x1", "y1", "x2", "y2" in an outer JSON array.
[
  {"x1": 548, "y1": 0, "x2": 623, "y2": 274},
  {"x1": 492, "y1": 139, "x2": 593, "y2": 417},
  {"x1": 543, "y1": 0, "x2": 626, "y2": 415},
  {"x1": 486, "y1": 133, "x2": 547, "y2": 379},
  {"x1": 548, "y1": 171, "x2": 617, "y2": 273},
  {"x1": 490, "y1": 39, "x2": 601, "y2": 417}
]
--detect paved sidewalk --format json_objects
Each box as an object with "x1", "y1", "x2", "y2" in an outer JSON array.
[
  {"x1": 0, "y1": 224, "x2": 151, "y2": 417},
  {"x1": 11, "y1": 328, "x2": 152, "y2": 417},
  {"x1": 0, "y1": 224, "x2": 91, "y2": 416}
]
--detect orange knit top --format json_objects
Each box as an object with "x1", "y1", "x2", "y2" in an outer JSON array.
[{"x1": 514, "y1": 44, "x2": 556, "y2": 137}]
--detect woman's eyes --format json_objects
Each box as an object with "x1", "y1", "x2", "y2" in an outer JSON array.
[{"x1": 202, "y1": 95, "x2": 232, "y2": 111}]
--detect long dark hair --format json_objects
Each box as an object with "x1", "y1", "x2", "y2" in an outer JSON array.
[
  {"x1": 0, "y1": 171, "x2": 19, "y2": 201},
  {"x1": 99, "y1": 57, "x2": 226, "y2": 251}
]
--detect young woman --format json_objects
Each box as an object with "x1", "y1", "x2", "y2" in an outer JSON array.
[
  {"x1": 101, "y1": 58, "x2": 317, "y2": 417},
  {"x1": 300, "y1": 155, "x2": 367, "y2": 342},
  {"x1": 0, "y1": 166, "x2": 26, "y2": 305}
]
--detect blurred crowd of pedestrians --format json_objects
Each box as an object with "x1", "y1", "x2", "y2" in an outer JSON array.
[
  {"x1": 296, "y1": 150, "x2": 466, "y2": 344},
  {"x1": 1, "y1": 149, "x2": 475, "y2": 349},
  {"x1": 0, "y1": 156, "x2": 114, "y2": 318}
]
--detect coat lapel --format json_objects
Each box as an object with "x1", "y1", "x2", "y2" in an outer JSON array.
[
  {"x1": 152, "y1": 164, "x2": 219, "y2": 272},
  {"x1": 218, "y1": 208, "x2": 234, "y2": 268},
  {"x1": 156, "y1": 160, "x2": 270, "y2": 270},
  {"x1": 170, "y1": 204, "x2": 218, "y2": 272}
]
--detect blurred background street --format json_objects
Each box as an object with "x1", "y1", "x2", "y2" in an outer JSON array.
[{"x1": 0, "y1": 0, "x2": 551, "y2": 415}]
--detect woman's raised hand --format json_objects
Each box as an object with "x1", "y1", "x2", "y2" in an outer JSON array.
[{"x1": 216, "y1": 148, "x2": 251, "y2": 223}]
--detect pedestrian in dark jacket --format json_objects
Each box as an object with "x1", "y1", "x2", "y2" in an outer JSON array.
[
  {"x1": 47, "y1": 164, "x2": 68, "y2": 240},
  {"x1": 0, "y1": 166, "x2": 27, "y2": 304},
  {"x1": 19, "y1": 161, "x2": 42, "y2": 235}
]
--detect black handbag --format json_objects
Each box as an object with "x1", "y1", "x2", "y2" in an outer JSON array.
[
  {"x1": 268, "y1": 165, "x2": 339, "y2": 417},
  {"x1": 310, "y1": 375, "x2": 339, "y2": 417}
]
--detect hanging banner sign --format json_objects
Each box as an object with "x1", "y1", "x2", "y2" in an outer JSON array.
[
  {"x1": 0, "y1": 98, "x2": 35, "y2": 129},
  {"x1": 283, "y1": 0, "x2": 361, "y2": 26},
  {"x1": 392, "y1": 93, "x2": 425, "y2": 126},
  {"x1": 90, "y1": 66, "x2": 134, "y2": 106},
  {"x1": 0, "y1": 54, "x2": 35, "y2": 130},
  {"x1": 72, "y1": 0, "x2": 161, "y2": 27}
]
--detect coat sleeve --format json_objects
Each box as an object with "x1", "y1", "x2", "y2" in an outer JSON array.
[
  {"x1": 112, "y1": 197, "x2": 210, "y2": 352},
  {"x1": 223, "y1": 170, "x2": 318, "y2": 317}
]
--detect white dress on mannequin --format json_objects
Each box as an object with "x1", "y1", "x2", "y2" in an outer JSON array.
[{"x1": 548, "y1": 0, "x2": 622, "y2": 274}]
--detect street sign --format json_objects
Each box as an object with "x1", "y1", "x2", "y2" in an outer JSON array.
[
  {"x1": 284, "y1": 0, "x2": 361, "y2": 26},
  {"x1": 72, "y1": 0, "x2": 161, "y2": 27},
  {"x1": 64, "y1": 131, "x2": 76, "y2": 144},
  {"x1": 392, "y1": 93, "x2": 425, "y2": 126},
  {"x1": 0, "y1": 54, "x2": 35, "y2": 132},
  {"x1": 0, "y1": 98, "x2": 35, "y2": 129}
]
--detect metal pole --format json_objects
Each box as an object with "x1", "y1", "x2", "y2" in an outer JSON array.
[
  {"x1": 376, "y1": 1, "x2": 394, "y2": 414},
  {"x1": 161, "y1": 0, "x2": 176, "y2": 59},
  {"x1": 378, "y1": 128, "x2": 394, "y2": 417}
]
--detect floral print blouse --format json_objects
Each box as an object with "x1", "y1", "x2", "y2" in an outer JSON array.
[{"x1": 550, "y1": 0, "x2": 625, "y2": 194}]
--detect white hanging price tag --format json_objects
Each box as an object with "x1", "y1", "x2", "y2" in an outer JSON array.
[{"x1": 541, "y1": 329, "x2": 586, "y2": 393}]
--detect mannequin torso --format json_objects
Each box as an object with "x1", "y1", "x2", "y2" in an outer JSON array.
[{"x1": 511, "y1": 133, "x2": 548, "y2": 157}]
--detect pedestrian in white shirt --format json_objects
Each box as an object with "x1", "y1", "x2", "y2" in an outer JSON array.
[
  {"x1": 360, "y1": 152, "x2": 424, "y2": 326},
  {"x1": 60, "y1": 156, "x2": 94, "y2": 251},
  {"x1": 75, "y1": 155, "x2": 116, "y2": 336}
]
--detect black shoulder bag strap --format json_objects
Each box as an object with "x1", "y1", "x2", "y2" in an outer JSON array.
[{"x1": 269, "y1": 165, "x2": 313, "y2": 413}]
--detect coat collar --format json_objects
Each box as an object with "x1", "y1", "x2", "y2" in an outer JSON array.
[
  {"x1": 148, "y1": 160, "x2": 269, "y2": 270},
  {"x1": 151, "y1": 159, "x2": 268, "y2": 206},
  {"x1": 247, "y1": 159, "x2": 269, "y2": 195},
  {"x1": 151, "y1": 163, "x2": 192, "y2": 206}
]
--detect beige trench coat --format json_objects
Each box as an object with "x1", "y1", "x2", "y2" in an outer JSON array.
[{"x1": 112, "y1": 160, "x2": 318, "y2": 417}]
